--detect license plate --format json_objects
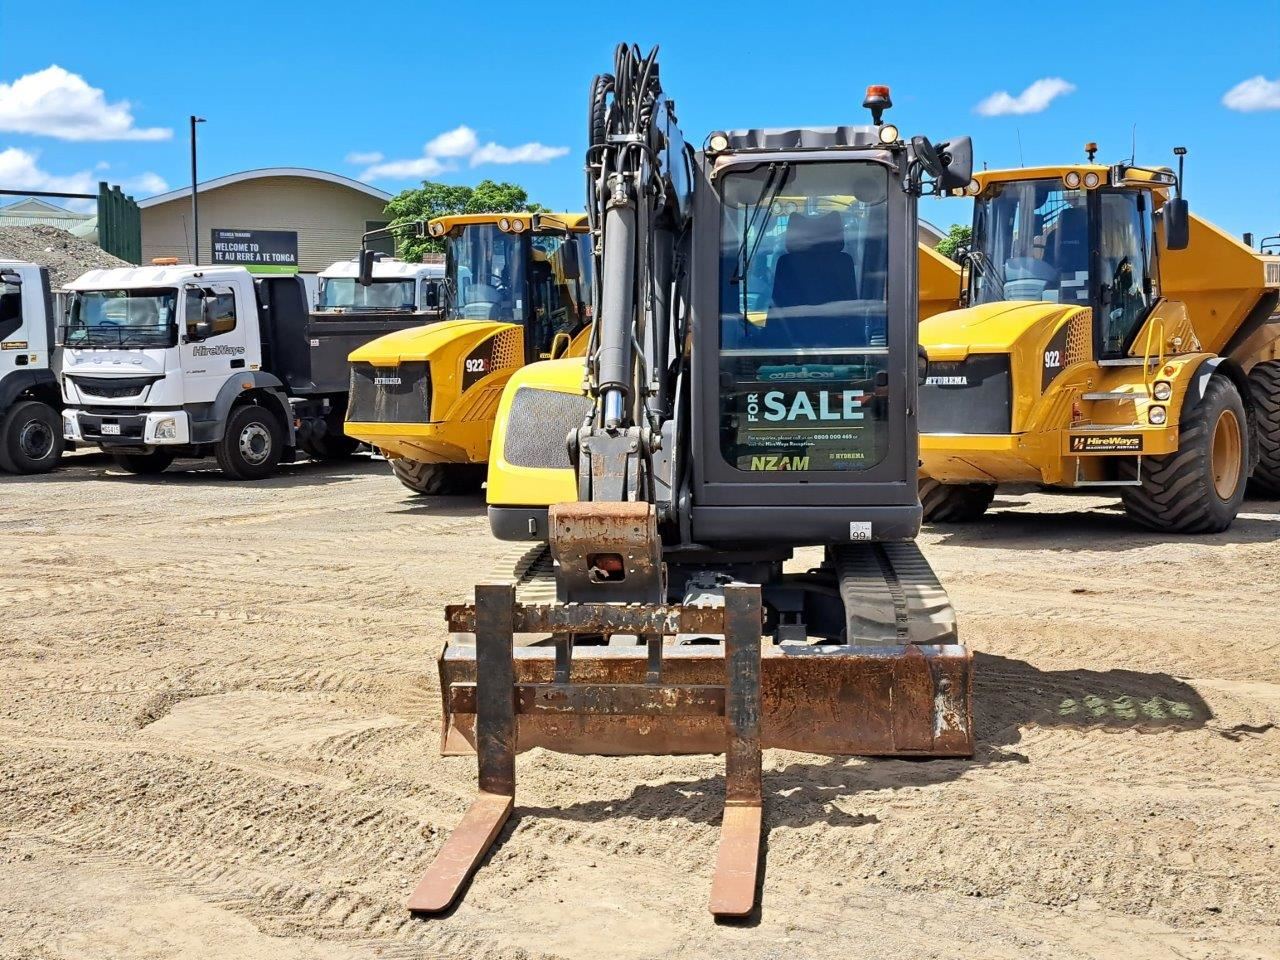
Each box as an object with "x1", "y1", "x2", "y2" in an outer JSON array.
[{"x1": 101, "y1": 423, "x2": 121, "y2": 435}]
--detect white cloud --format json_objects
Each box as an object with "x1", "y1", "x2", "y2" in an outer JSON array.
[
  {"x1": 0, "y1": 147, "x2": 167, "y2": 206},
  {"x1": 1223, "y1": 75, "x2": 1280, "y2": 112},
  {"x1": 470, "y1": 141, "x2": 570, "y2": 166},
  {"x1": 0, "y1": 65, "x2": 171, "y2": 141},
  {"x1": 975, "y1": 78, "x2": 1076, "y2": 117},
  {"x1": 356, "y1": 123, "x2": 569, "y2": 181},
  {"x1": 344, "y1": 150, "x2": 383, "y2": 165},
  {"x1": 425, "y1": 126, "x2": 478, "y2": 158},
  {"x1": 358, "y1": 155, "x2": 449, "y2": 181}
]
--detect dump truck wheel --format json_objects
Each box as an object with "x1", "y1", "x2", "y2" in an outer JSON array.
[
  {"x1": 1120, "y1": 374, "x2": 1246, "y2": 533},
  {"x1": 919, "y1": 478, "x2": 995, "y2": 523},
  {"x1": 390, "y1": 458, "x2": 484, "y2": 495},
  {"x1": 216, "y1": 404, "x2": 284, "y2": 480},
  {"x1": 310, "y1": 431, "x2": 360, "y2": 460},
  {"x1": 1247, "y1": 360, "x2": 1280, "y2": 497},
  {"x1": 0, "y1": 399, "x2": 64, "y2": 474},
  {"x1": 110, "y1": 450, "x2": 175, "y2": 475}
]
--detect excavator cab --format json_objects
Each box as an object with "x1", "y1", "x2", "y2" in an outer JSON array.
[{"x1": 416, "y1": 45, "x2": 974, "y2": 920}]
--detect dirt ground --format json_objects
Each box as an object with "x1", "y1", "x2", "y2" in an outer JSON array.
[{"x1": 2, "y1": 452, "x2": 1278, "y2": 960}]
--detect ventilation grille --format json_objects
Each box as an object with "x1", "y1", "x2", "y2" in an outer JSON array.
[
  {"x1": 347, "y1": 361, "x2": 431, "y2": 424},
  {"x1": 1065, "y1": 308, "x2": 1092, "y2": 366},
  {"x1": 502, "y1": 387, "x2": 593, "y2": 469}
]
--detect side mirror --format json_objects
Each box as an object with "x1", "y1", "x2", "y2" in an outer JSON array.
[
  {"x1": 918, "y1": 345, "x2": 930, "y2": 385},
  {"x1": 0, "y1": 270, "x2": 22, "y2": 286},
  {"x1": 935, "y1": 136, "x2": 973, "y2": 192},
  {"x1": 358, "y1": 248, "x2": 376, "y2": 286},
  {"x1": 1164, "y1": 197, "x2": 1190, "y2": 251},
  {"x1": 560, "y1": 237, "x2": 581, "y2": 281},
  {"x1": 911, "y1": 136, "x2": 943, "y2": 178},
  {"x1": 425, "y1": 283, "x2": 440, "y2": 309}
]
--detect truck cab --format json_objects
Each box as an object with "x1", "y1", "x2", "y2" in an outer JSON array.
[
  {"x1": 316, "y1": 256, "x2": 444, "y2": 319},
  {"x1": 0, "y1": 261, "x2": 64, "y2": 473},
  {"x1": 60, "y1": 262, "x2": 426, "y2": 479}
]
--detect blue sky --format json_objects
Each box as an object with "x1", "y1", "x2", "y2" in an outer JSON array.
[{"x1": 2, "y1": 0, "x2": 1278, "y2": 239}]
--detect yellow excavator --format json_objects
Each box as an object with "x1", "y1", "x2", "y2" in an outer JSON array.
[
  {"x1": 346, "y1": 213, "x2": 959, "y2": 496},
  {"x1": 918, "y1": 147, "x2": 1280, "y2": 531},
  {"x1": 344, "y1": 213, "x2": 592, "y2": 493},
  {"x1": 408, "y1": 44, "x2": 973, "y2": 919}
]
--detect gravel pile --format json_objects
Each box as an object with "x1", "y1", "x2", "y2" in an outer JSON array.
[{"x1": 0, "y1": 224, "x2": 130, "y2": 289}]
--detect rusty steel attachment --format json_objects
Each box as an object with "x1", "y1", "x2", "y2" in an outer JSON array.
[
  {"x1": 410, "y1": 581, "x2": 768, "y2": 918},
  {"x1": 413, "y1": 573, "x2": 974, "y2": 920}
]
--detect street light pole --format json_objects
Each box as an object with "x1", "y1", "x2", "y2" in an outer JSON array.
[{"x1": 190, "y1": 115, "x2": 205, "y2": 264}]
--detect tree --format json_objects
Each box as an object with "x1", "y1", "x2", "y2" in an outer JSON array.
[
  {"x1": 934, "y1": 223, "x2": 972, "y2": 263},
  {"x1": 382, "y1": 179, "x2": 544, "y2": 261}
]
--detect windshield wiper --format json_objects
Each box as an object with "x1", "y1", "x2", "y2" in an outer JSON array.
[
  {"x1": 965, "y1": 249, "x2": 1005, "y2": 301},
  {"x1": 731, "y1": 162, "x2": 791, "y2": 327}
]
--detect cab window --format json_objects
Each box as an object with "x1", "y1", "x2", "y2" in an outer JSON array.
[
  {"x1": 185, "y1": 285, "x2": 237, "y2": 338},
  {"x1": 529, "y1": 233, "x2": 588, "y2": 358},
  {"x1": 0, "y1": 278, "x2": 21, "y2": 341},
  {"x1": 1097, "y1": 191, "x2": 1157, "y2": 357}
]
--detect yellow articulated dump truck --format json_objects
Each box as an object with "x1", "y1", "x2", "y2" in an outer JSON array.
[
  {"x1": 918, "y1": 148, "x2": 1280, "y2": 532},
  {"x1": 344, "y1": 213, "x2": 592, "y2": 494}
]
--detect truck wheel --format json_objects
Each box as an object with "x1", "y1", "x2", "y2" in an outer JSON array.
[
  {"x1": 919, "y1": 478, "x2": 995, "y2": 523},
  {"x1": 310, "y1": 431, "x2": 360, "y2": 460},
  {"x1": 216, "y1": 404, "x2": 283, "y2": 480},
  {"x1": 111, "y1": 450, "x2": 176, "y2": 475},
  {"x1": 390, "y1": 458, "x2": 485, "y2": 495},
  {"x1": 1247, "y1": 359, "x2": 1280, "y2": 497},
  {"x1": 0, "y1": 400, "x2": 64, "y2": 474},
  {"x1": 1120, "y1": 374, "x2": 1247, "y2": 533}
]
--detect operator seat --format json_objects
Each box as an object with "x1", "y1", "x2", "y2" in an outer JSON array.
[
  {"x1": 461, "y1": 283, "x2": 502, "y2": 320},
  {"x1": 770, "y1": 212, "x2": 858, "y2": 310}
]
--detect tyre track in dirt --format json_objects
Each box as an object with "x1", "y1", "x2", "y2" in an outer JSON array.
[{"x1": 2, "y1": 460, "x2": 1278, "y2": 958}]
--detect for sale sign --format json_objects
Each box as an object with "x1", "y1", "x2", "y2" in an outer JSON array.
[{"x1": 210, "y1": 228, "x2": 299, "y2": 274}]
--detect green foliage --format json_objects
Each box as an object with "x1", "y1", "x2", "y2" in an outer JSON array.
[
  {"x1": 382, "y1": 180, "x2": 545, "y2": 261},
  {"x1": 934, "y1": 223, "x2": 972, "y2": 263}
]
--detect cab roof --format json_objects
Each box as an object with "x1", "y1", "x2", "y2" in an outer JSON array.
[
  {"x1": 66, "y1": 264, "x2": 249, "y2": 290},
  {"x1": 973, "y1": 164, "x2": 1175, "y2": 194},
  {"x1": 429, "y1": 212, "x2": 589, "y2": 234},
  {"x1": 320, "y1": 259, "x2": 443, "y2": 280}
]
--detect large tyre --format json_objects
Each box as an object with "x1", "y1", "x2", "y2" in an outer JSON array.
[
  {"x1": 111, "y1": 449, "x2": 175, "y2": 475},
  {"x1": 0, "y1": 399, "x2": 64, "y2": 474},
  {"x1": 216, "y1": 404, "x2": 284, "y2": 480},
  {"x1": 1247, "y1": 360, "x2": 1280, "y2": 497},
  {"x1": 920, "y1": 477, "x2": 996, "y2": 523},
  {"x1": 389, "y1": 458, "x2": 485, "y2": 496},
  {"x1": 1120, "y1": 374, "x2": 1247, "y2": 533}
]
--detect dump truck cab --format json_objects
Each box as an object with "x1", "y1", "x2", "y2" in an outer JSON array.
[
  {"x1": 344, "y1": 212, "x2": 592, "y2": 494},
  {"x1": 0, "y1": 261, "x2": 65, "y2": 473},
  {"x1": 316, "y1": 256, "x2": 444, "y2": 319},
  {"x1": 919, "y1": 154, "x2": 1280, "y2": 531}
]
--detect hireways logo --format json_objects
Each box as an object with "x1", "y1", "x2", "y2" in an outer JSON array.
[{"x1": 192, "y1": 344, "x2": 246, "y2": 358}]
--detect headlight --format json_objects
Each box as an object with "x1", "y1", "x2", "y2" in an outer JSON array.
[
  {"x1": 429, "y1": 221, "x2": 445, "y2": 237},
  {"x1": 1153, "y1": 380, "x2": 1172, "y2": 401},
  {"x1": 1063, "y1": 171, "x2": 1082, "y2": 189},
  {"x1": 965, "y1": 179, "x2": 982, "y2": 196},
  {"x1": 62, "y1": 412, "x2": 78, "y2": 439},
  {"x1": 707, "y1": 132, "x2": 730, "y2": 153},
  {"x1": 510, "y1": 218, "x2": 526, "y2": 233},
  {"x1": 154, "y1": 417, "x2": 178, "y2": 440},
  {"x1": 878, "y1": 124, "x2": 899, "y2": 144},
  {"x1": 1149, "y1": 405, "x2": 1167, "y2": 425},
  {"x1": 498, "y1": 218, "x2": 511, "y2": 232},
  {"x1": 1083, "y1": 172, "x2": 1100, "y2": 188}
]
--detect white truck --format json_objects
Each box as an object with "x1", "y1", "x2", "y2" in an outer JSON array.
[
  {"x1": 60, "y1": 262, "x2": 429, "y2": 479},
  {"x1": 316, "y1": 255, "x2": 443, "y2": 317},
  {"x1": 0, "y1": 261, "x2": 65, "y2": 474}
]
